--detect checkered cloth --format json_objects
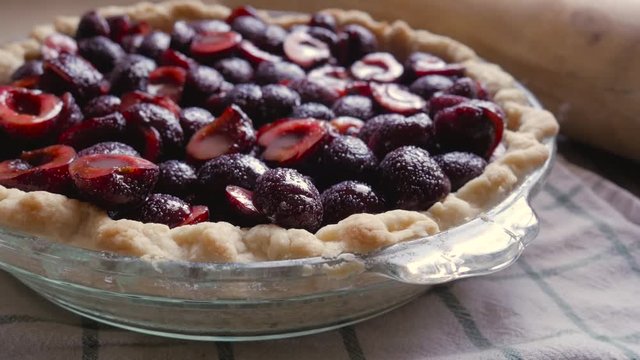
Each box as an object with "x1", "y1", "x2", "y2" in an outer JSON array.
[{"x1": 1, "y1": 157, "x2": 639, "y2": 360}]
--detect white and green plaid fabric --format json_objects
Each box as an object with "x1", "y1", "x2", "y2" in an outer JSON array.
[{"x1": 1, "y1": 158, "x2": 639, "y2": 360}]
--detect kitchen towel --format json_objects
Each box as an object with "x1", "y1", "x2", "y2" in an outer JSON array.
[{"x1": 1, "y1": 157, "x2": 639, "y2": 360}]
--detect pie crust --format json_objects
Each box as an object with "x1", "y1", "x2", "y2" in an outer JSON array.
[{"x1": 0, "y1": 1, "x2": 558, "y2": 263}]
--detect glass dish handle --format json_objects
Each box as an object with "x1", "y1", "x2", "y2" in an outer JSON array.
[{"x1": 363, "y1": 195, "x2": 539, "y2": 285}]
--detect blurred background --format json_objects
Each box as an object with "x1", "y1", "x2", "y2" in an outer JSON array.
[{"x1": 2, "y1": 0, "x2": 639, "y2": 191}]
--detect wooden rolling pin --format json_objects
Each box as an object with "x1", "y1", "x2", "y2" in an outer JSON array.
[{"x1": 222, "y1": 0, "x2": 640, "y2": 160}]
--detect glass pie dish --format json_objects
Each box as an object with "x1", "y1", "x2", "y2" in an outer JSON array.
[{"x1": 0, "y1": 82, "x2": 554, "y2": 341}]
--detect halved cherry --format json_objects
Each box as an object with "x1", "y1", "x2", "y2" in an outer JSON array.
[
  {"x1": 0, "y1": 86, "x2": 63, "y2": 141},
  {"x1": 123, "y1": 103, "x2": 184, "y2": 156},
  {"x1": 57, "y1": 92, "x2": 84, "y2": 132},
  {"x1": 41, "y1": 33, "x2": 78, "y2": 60},
  {"x1": 257, "y1": 118, "x2": 328, "y2": 166},
  {"x1": 120, "y1": 90, "x2": 181, "y2": 116},
  {"x1": 351, "y1": 52, "x2": 403, "y2": 82},
  {"x1": 226, "y1": 5, "x2": 260, "y2": 24},
  {"x1": 308, "y1": 65, "x2": 350, "y2": 95},
  {"x1": 330, "y1": 116, "x2": 364, "y2": 135},
  {"x1": 237, "y1": 40, "x2": 282, "y2": 65},
  {"x1": 148, "y1": 66, "x2": 187, "y2": 102},
  {"x1": 428, "y1": 94, "x2": 469, "y2": 117},
  {"x1": 283, "y1": 31, "x2": 330, "y2": 69},
  {"x1": 178, "y1": 205, "x2": 210, "y2": 226},
  {"x1": 224, "y1": 185, "x2": 265, "y2": 226},
  {"x1": 346, "y1": 80, "x2": 372, "y2": 96},
  {"x1": 69, "y1": 154, "x2": 159, "y2": 208},
  {"x1": 159, "y1": 49, "x2": 196, "y2": 69},
  {"x1": 186, "y1": 104, "x2": 256, "y2": 163},
  {"x1": 434, "y1": 101, "x2": 504, "y2": 158},
  {"x1": 190, "y1": 31, "x2": 242, "y2": 61},
  {"x1": 128, "y1": 124, "x2": 163, "y2": 162},
  {"x1": 59, "y1": 112, "x2": 126, "y2": 150},
  {"x1": 41, "y1": 53, "x2": 105, "y2": 102},
  {"x1": 371, "y1": 83, "x2": 426, "y2": 115},
  {"x1": 405, "y1": 52, "x2": 465, "y2": 78},
  {"x1": 0, "y1": 144, "x2": 76, "y2": 193}
]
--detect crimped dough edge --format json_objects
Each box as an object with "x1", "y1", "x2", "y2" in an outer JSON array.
[{"x1": 0, "y1": 1, "x2": 559, "y2": 263}]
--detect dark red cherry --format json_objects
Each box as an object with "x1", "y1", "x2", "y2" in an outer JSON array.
[
  {"x1": 0, "y1": 87, "x2": 63, "y2": 141},
  {"x1": 351, "y1": 52, "x2": 403, "y2": 82},
  {"x1": 41, "y1": 53, "x2": 106, "y2": 103},
  {"x1": 42, "y1": 33, "x2": 78, "y2": 60},
  {"x1": 254, "y1": 168, "x2": 323, "y2": 231},
  {"x1": 10, "y1": 60, "x2": 43, "y2": 89},
  {"x1": 179, "y1": 205, "x2": 210, "y2": 226},
  {"x1": 138, "y1": 31, "x2": 170, "y2": 61},
  {"x1": 358, "y1": 113, "x2": 401, "y2": 144},
  {"x1": 120, "y1": 90, "x2": 180, "y2": 116},
  {"x1": 159, "y1": 48, "x2": 196, "y2": 69},
  {"x1": 318, "y1": 135, "x2": 378, "y2": 185},
  {"x1": 78, "y1": 35, "x2": 125, "y2": 74},
  {"x1": 428, "y1": 94, "x2": 469, "y2": 117},
  {"x1": 371, "y1": 83, "x2": 426, "y2": 115},
  {"x1": 213, "y1": 57, "x2": 254, "y2": 84},
  {"x1": 148, "y1": 66, "x2": 187, "y2": 102},
  {"x1": 186, "y1": 105, "x2": 256, "y2": 163},
  {"x1": 58, "y1": 112, "x2": 126, "y2": 150},
  {"x1": 290, "y1": 77, "x2": 341, "y2": 106},
  {"x1": 255, "y1": 61, "x2": 305, "y2": 85},
  {"x1": 260, "y1": 84, "x2": 301, "y2": 124},
  {"x1": 257, "y1": 118, "x2": 328, "y2": 166},
  {"x1": 433, "y1": 101, "x2": 504, "y2": 158},
  {"x1": 335, "y1": 24, "x2": 378, "y2": 65},
  {"x1": 444, "y1": 77, "x2": 488, "y2": 99},
  {"x1": 169, "y1": 21, "x2": 196, "y2": 53},
  {"x1": 197, "y1": 153, "x2": 267, "y2": 204},
  {"x1": 284, "y1": 31, "x2": 331, "y2": 69},
  {"x1": 332, "y1": 95, "x2": 375, "y2": 120},
  {"x1": 290, "y1": 103, "x2": 334, "y2": 121},
  {"x1": 433, "y1": 151, "x2": 487, "y2": 191},
  {"x1": 224, "y1": 83, "x2": 263, "y2": 120},
  {"x1": 255, "y1": 25, "x2": 287, "y2": 53},
  {"x1": 409, "y1": 75, "x2": 454, "y2": 100},
  {"x1": 123, "y1": 103, "x2": 184, "y2": 156},
  {"x1": 226, "y1": 5, "x2": 260, "y2": 24},
  {"x1": 404, "y1": 52, "x2": 465, "y2": 79},
  {"x1": 131, "y1": 124, "x2": 163, "y2": 162},
  {"x1": 134, "y1": 193, "x2": 191, "y2": 228},
  {"x1": 321, "y1": 181, "x2": 385, "y2": 224},
  {"x1": 230, "y1": 16, "x2": 266, "y2": 43},
  {"x1": 82, "y1": 95, "x2": 121, "y2": 118},
  {"x1": 156, "y1": 160, "x2": 197, "y2": 197},
  {"x1": 237, "y1": 41, "x2": 282, "y2": 65},
  {"x1": 76, "y1": 11, "x2": 110, "y2": 39},
  {"x1": 367, "y1": 112, "x2": 435, "y2": 157},
  {"x1": 0, "y1": 144, "x2": 76, "y2": 194},
  {"x1": 380, "y1": 146, "x2": 450, "y2": 210},
  {"x1": 190, "y1": 31, "x2": 242, "y2": 61},
  {"x1": 224, "y1": 185, "x2": 266, "y2": 226},
  {"x1": 309, "y1": 12, "x2": 337, "y2": 31},
  {"x1": 78, "y1": 141, "x2": 140, "y2": 157},
  {"x1": 57, "y1": 92, "x2": 84, "y2": 132},
  {"x1": 69, "y1": 154, "x2": 159, "y2": 208},
  {"x1": 109, "y1": 54, "x2": 156, "y2": 95},
  {"x1": 179, "y1": 107, "x2": 213, "y2": 139},
  {"x1": 183, "y1": 65, "x2": 224, "y2": 106}
]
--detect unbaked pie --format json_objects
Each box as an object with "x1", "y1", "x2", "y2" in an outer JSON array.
[{"x1": 0, "y1": 2, "x2": 558, "y2": 262}]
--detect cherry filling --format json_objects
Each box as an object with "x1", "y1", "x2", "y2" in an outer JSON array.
[
  {"x1": 0, "y1": 87, "x2": 63, "y2": 140},
  {"x1": 0, "y1": 6, "x2": 510, "y2": 231}
]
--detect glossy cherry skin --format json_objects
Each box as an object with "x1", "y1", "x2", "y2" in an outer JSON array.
[{"x1": 0, "y1": 144, "x2": 76, "y2": 194}]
